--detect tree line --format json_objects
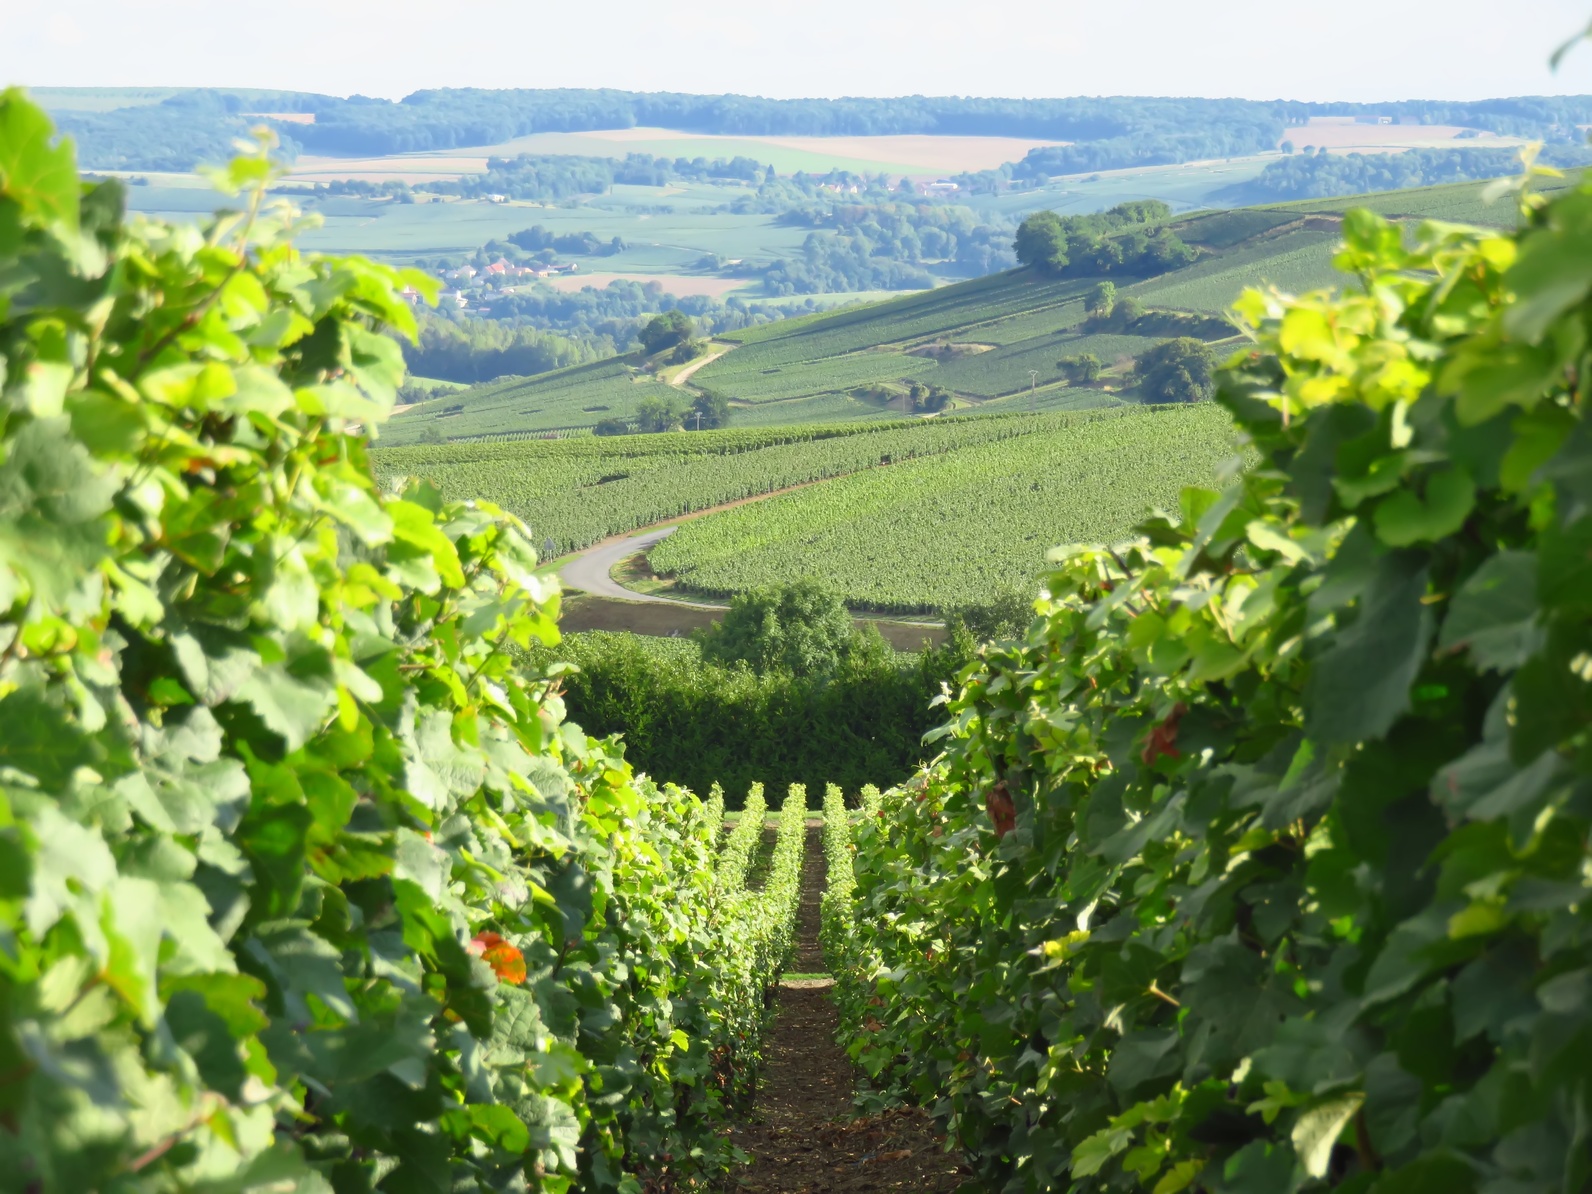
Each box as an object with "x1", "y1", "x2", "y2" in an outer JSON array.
[
  {"x1": 52, "y1": 86, "x2": 1592, "y2": 176},
  {"x1": 1222, "y1": 144, "x2": 1592, "y2": 202}
]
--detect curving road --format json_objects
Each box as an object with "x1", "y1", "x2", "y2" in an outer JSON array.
[{"x1": 558, "y1": 525, "x2": 726, "y2": 607}]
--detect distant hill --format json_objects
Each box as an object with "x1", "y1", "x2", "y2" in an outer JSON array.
[
  {"x1": 34, "y1": 85, "x2": 1592, "y2": 176},
  {"x1": 382, "y1": 176, "x2": 1548, "y2": 445}
]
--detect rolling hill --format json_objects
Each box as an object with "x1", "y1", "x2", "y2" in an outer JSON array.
[{"x1": 379, "y1": 175, "x2": 1548, "y2": 446}]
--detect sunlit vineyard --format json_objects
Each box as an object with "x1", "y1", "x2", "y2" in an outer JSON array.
[
  {"x1": 646, "y1": 402, "x2": 1239, "y2": 610},
  {"x1": 375, "y1": 409, "x2": 1126, "y2": 554},
  {"x1": 1126, "y1": 225, "x2": 1341, "y2": 311}
]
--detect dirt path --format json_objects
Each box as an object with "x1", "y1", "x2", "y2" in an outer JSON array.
[
  {"x1": 670, "y1": 344, "x2": 731, "y2": 389},
  {"x1": 729, "y1": 828, "x2": 969, "y2": 1193}
]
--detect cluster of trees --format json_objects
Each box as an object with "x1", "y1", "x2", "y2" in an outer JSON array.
[
  {"x1": 276, "y1": 176, "x2": 414, "y2": 201},
  {"x1": 778, "y1": 200, "x2": 1020, "y2": 275},
  {"x1": 539, "y1": 583, "x2": 1028, "y2": 797},
  {"x1": 637, "y1": 309, "x2": 697, "y2": 355},
  {"x1": 1013, "y1": 201, "x2": 1197, "y2": 278},
  {"x1": 445, "y1": 152, "x2": 769, "y2": 201},
  {"x1": 1130, "y1": 336, "x2": 1218, "y2": 402},
  {"x1": 904, "y1": 380, "x2": 954, "y2": 412},
  {"x1": 1223, "y1": 144, "x2": 1592, "y2": 202},
  {"x1": 401, "y1": 312, "x2": 601, "y2": 382},
  {"x1": 49, "y1": 89, "x2": 312, "y2": 171},
  {"x1": 962, "y1": 126, "x2": 1284, "y2": 192},
  {"x1": 594, "y1": 391, "x2": 732, "y2": 436},
  {"x1": 765, "y1": 229, "x2": 937, "y2": 294},
  {"x1": 506, "y1": 224, "x2": 625, "y2": 256},
  {"x1": 280, "y1": 93, "x2": 1311, "y2": 157},
  {"x1": 1059, "y1": 353, "x2": 1103, "y2": 383}
]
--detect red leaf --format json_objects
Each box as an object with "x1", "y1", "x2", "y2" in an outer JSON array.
[
  {"x1": 1141, "y1": 701, "x2": 1189, "y2": 766},
  {"x1": 469, "y1": 931, "x2": 527, "y2": 985},
  {"x1": 985, "y1": 780, "x2": 1017, "y2": 838}
]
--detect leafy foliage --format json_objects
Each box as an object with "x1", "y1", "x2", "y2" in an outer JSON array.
[
  {"x1": 698, "y1": 581, "x2": 865, "y2": 678},
  {"x1": 639, "y1": 309, "x2": 696, "y2": 356},
  {"x1": 1132, "y1": 336, "x2": 1220, "y2": 403},
  {"x1": 533, "y1": 632, "x2": 956, "y2": 809},
  {"x1": 0, "y1": 93, "x2": 795, "y2": 1192},
  {"x1": 834, "y1": 172, "x2": 1592, "y2": 1192},
  {"x1": 1013, "y1": 203, "x2": 1195, "y2": 281}
]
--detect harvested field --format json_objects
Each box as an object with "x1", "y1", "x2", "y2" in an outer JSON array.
[{"x1": 1280, "y1": 115, "x2": 1525, "y2": 153}]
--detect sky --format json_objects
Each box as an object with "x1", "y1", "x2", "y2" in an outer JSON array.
[{"x1": 5, "y1": 0, "x2": 1592, "y2": 103}]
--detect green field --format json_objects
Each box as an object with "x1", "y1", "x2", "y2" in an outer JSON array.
[
  {"x1": 645, "y1": 403, "x2": 1237, "y2": 611},
  {"x1": 374, "y1": 411, "x2": 1125, "y2": 555}
]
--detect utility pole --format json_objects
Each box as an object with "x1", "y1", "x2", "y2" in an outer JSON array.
[{"x1": 1029, "y1": 370, "x2": 1039, "y2": 412}]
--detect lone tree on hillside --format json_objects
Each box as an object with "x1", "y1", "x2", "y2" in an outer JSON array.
[
  {"x1": 635, "y1": 395, "x2": 687, "y2": 432},
  {"x1": 639, "y1": 309, "x2": 695, "y2": 355},
  {"x1": 1013, "y1": 211, "x2": 1069, "y2": 275},
  {"x1": 690, "y1": 390, "x2": 731, "y2": 430},
  {"x1": 1060, "y1": 352, "x2": 1103, "y2": 384},
  {"x1": 1087, "y1": 281, "x2": 1116, "y2": 318},
  {"x1": 1132, "y1": 337, "x2": 1218, "y2": 403}
]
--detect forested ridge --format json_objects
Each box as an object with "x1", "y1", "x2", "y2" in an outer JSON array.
[
  {"x1": 45, "y1": 85, "x2": 1592, "y2": 172},
  {"x1": 1223, "y1": 144, "x2": 1592, "y2": 202}
]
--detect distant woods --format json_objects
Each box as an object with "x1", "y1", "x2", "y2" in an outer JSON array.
[
  {"x1": 49, "y1": 86, "x2": 1592, "y2": 177},
  {"x1": 1223, "y1": 144, "x2": 1592, "y2": 203}
]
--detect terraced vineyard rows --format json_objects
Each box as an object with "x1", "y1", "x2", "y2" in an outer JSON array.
[
  {"x1": 1125, "y1": 225, "x2": 1341, "y2": 311},
  {"x1": 647, "y1": 402, "x2": 1238, "y2": 611},
  {"x1": 384, "y1": 355, "x2": 680, "y2": 444},
  {"x1": 696, "y1": 348, "x2": 939, "y2": 402},
  {"x1": 726, "y1": 392, "x2": 909, "y2": 425},
  {"x1": 932, "y1": 330, "x2": 1168, "y2": 396},
  {"x1": 375, "y1": 410, "x2": 1107, "y2": 555}
]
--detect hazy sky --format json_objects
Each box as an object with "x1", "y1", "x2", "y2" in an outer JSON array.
[{"x1": 6, "y1": 0, "x2": 1592, "y2": 103}]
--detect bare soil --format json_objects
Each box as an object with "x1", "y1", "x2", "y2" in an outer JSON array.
[{"x1": 728, "y1": 829, "x2": 971, "y2": 1193}]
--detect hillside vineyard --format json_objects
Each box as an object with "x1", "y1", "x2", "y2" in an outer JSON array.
[{"x1": 4, "y1": 77, "x2": 1592, "y2": 1194}]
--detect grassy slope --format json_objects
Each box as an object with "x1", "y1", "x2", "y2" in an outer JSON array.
[{"x1": 384, "y1": 177, "x2": 1537, "y2": 444}]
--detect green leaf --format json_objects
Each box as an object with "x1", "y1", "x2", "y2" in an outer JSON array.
[
  {"x1": 234, "y1": 649, "x2": 337, "y2": 752},
  {"x1": 1438, "y1": 551, "x2": 1539, "y2": 671},
  {"x1": 235, "y1": 803, "x2": 313, "y2": 920},
  {"x1": 1538, "y1": 516, "x2": 1592, "y2": 613},
  {"x1": 1373, "y1": 468, "x2": 1476, "y2": 547},
  {"x1": 0, "y1": 89, "x2": 79, "y2": 234},
  {"x1": 1502, "y1": 189, "x2": 1592, "y2": 344},
  {"x1": 1306, "y1": 553, "x2": 1432, "y2": 745}
]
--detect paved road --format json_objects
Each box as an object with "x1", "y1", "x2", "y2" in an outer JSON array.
[{"x1": 558, "y1": 525, "x2": 726, "y2": 607}]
